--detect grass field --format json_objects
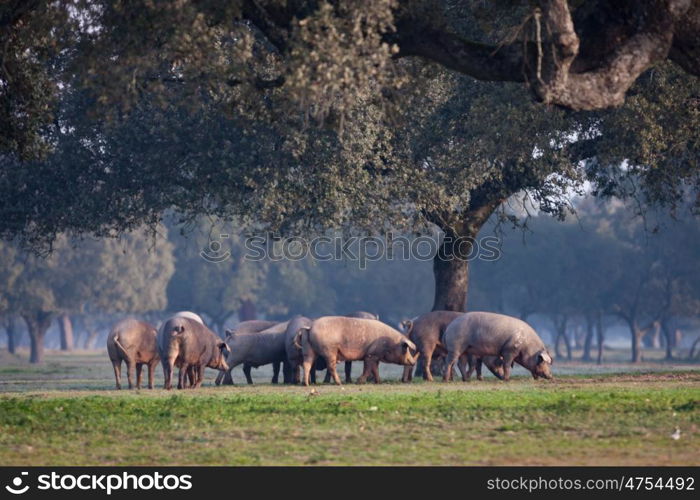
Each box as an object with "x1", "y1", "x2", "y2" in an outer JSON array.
[{"x1": 0, "y1": 349, "x2": 698, "y2": 465}]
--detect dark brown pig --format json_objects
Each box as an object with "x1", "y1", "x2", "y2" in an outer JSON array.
[
  {"x1": 215, "y1": 319, "x2": 279, "y2": 385},
  {"x1": 158, "y1": 316, "x2": 230, "y2": 390},
  {"x1": 107, "y1": 318, "x2": 159, "y2": 389},
  {"x1": 295, "y1": 316, "x2": 419, "y2": 385},
  {"x1": 442, "y1": 311, "x2": 553, "y2": 381},
  {"x1": 218, "y1": 321, "x2": 289, "y2": 385}
]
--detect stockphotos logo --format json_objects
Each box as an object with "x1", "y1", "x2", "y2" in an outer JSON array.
[
  {"x1": 3, "y1": 471, "x2": 192, "y2": 496},
  {"x1": 5, "y1": 472, "x2": 29, "y2": 495}
]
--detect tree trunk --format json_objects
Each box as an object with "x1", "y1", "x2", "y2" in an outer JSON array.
[
  {"x1": 553, "y1": 315, "x2": 571, "y2": 361},
  {"x1": 23, "y1": 312, "x2": 53, "y2": 364},
  {"x1": 239, "y1": 299, "x2": 257, "y2": 321},
  {"x1": 431, "y1": 236, "x2": 471, "y2": 312},
  {"x1": 84, "y1": 330, "x2": 99, "y2": 350},
  {"x1": 58, "y1": 314, "x2": 74, "y2": 351},
  {"x1": 581, "y1": 315, "x2": 594, "y2": 362},
  {"x1": 628, "y1": 319, "x2": 644, "y2": 363},
  {"x1": 595, "y1": 313, "x2": 604, "y2": 365},
  {"x1": 5, "y1": 316, "x2": 19, "y2": 354},
  {"x1": 650, "y1": 321, "x2": 661, "y2": 349},
  {"x1": 660, "y1": 319, "x2": 674, "y2": 360}
]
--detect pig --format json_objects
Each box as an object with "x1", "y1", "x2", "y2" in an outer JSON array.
[
  {"x1": 295, "y1": 316, "x2": 419, "y2": 386},
  {"x1": 284, "y1": 315, "x2": 314, "y2": 384},
  {"x1": 340, "y1": 311, "x2": 380, "y2": 382},
  {"x1": 107, "y1": 318, "x2": 160, "y2": 390},
  {"x1": 158, "y1": 315, "x2": 230, "y2": 390},
  {"x1": 442, "y1": 311, "x2": 553, "y2": 381},
  {"x1": 172, "y1": 311, "x2": 207, "y2": 388},
  {"x1": 218, "y1": 321, "x2": 290, "y2": 385},
  {"x1": 215, "y1": 320, "x2": 279, "y2": 385},
  {"x1": 400, "y1": 311, "x2": 505, "y2": 382}
]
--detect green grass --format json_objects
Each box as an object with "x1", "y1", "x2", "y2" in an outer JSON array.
[{"x1": 0, "y1": 349, "x2": 698, "y2": 465}]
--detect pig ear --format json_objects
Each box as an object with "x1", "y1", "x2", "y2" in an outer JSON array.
[
  {"x1": 537, "y1": 351, "x2": 551, "y2": 364},
  {"x1": 401, "y1": 339, "x2": 415, "y2": 352}
]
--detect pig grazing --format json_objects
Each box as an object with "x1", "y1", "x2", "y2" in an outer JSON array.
[
  {"x1": 215, "y1": 320, "x2": 280, "y2": 385},
  {"x1": 219, "y1": 321, "x2": 290, "y2": 385},
  {"x1": 158, "y1": 316, "x2": 230, "y2": 390},
  {"x1": 295, "y1": 316, "x2": 419, "y2": 386},
  {"x1": 107, "y1": 318, "x2": 160, "y2": 390},
  {"x1": 401, "y1": 311, "x2": 505, "y2": 382},
  {"x1": 442, "y1": 311, "x2": 553, "y2": 381}
]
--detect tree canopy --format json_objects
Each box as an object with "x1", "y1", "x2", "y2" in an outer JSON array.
[{"x1": 1, "y1": 0, "x2": 699, "y2": 316}]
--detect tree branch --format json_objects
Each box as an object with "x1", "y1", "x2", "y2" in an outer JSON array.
[{"x1": 392, "y1": 0, "x2": 697, "y2": 111}]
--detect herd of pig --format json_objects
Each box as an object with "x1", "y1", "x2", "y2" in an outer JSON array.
[{"x1": 106, "y1": 310, "x2": 553, "y2": 390}]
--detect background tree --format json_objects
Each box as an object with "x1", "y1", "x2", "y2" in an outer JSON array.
[{"x1": 0, "y1": 231, "x2": 174, "y2": 362}]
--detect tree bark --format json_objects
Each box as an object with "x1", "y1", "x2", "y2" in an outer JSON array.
[
  {"x1": 58, "y1": 314, "x2": 74, "y2": 351},
  {"x1": 22, "y1": 312, "x2": 53, "y2": 364},
  {"x1": 660, "y1": 319, "x2": 674, "y2": 360},
  {"x1": 393, "y1": 0, "x2": 696, "y2": 110},
  {"x1": 5, "y1": 315, "x2": 19, "y2": 354},
  {"x1": 431, "y1": 250, "x2": 469, "y2": 312},
  {"x1": 581, "y1": 314, "x2": 594, "y2": 362},
  {"x1": 595, "y1": 313, "x2": 605, "y2": 365},
  {"x1": 628, "y1": 319, "x2": 644, "y2": 363},
  {"x1": 553, "y1": 315, "x2": 572, "y2": 361},
  {"x1": 238, "y1": 299, "x2": 257, "y2": 321}
]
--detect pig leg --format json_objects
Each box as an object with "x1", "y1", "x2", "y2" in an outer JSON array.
[
  {"x1": 344, "y1": 362, "x2": 353, "y2": 383},
  {"x1": 271, "y1": 361, "x2": 280, "y2": 384},
  {"x1": 457, "y1": 354, "x2": 469, "y2": 381},
  {"x1": 401, "y1": 364, "x2": 413, "y2": 383},
  {"x1": 125, "y1": 359, "x2": 135, "y2": 389},
  {"x1": 112, "y1": 360, "x2": 122, "y2": 390},
  {"x1": 325, "y1": 355, "x2": 342, "y2": 385},
  {"x1": 371, "y1": 362, "x2": 381, "y2": 384},
  {"x1": 147, "y1": 360, "x2": 156, "y2": 389},
  {"x1": 422, "y1": 344, "x2": 436, "y2": 382},
  {"x1": 162, "y1": 357, "x2": 176, "y2": 390},
  {"x1": 442, "y1": 351, "x2": 460, "y2": 382},
  {"x1": 187, "y1": 366, "x2": 197, "y2": 388},
  {"x1": 282, "y1": 361, "x2": 292, "y2": 384},
  {"x1": 194, "y1": 365, "x2": 205, "y2": 388},
  {"x1": 217, "y1": 367, "x2": 235, "y2": 385},
  {"x1": 475, "y1": 358, "x2": 484, "y2": 381},
  {"x1": 302, "y1": 351, "x2": 317, "y2": 387},
  {"x1": 501, "y1": 353, "x2": 515, "y2": 381},
  {"x1": 292, "y1": 362, "x2": 300, "y2": 384},
  {"x1": 243, "y1": 364, "x2": 253, "y2": 384},
  {"x1": 136, "y1": 363, "x2": 143, "y2": 389},
  {"x1": 357, "y1": 357, "x2": 377, "y2": 384},
  {"x1": 177, "y1": 365, "x2": 187, "y2": 389}
]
